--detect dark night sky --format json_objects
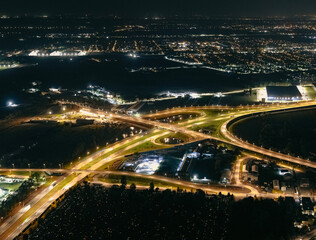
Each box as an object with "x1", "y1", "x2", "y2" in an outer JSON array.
[{"x1": 1, "y1": 0, "x2": 316, "y2": 17}]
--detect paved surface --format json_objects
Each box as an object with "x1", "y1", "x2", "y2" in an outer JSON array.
[{"x1": 1, "y1": 100, "x2": 316, "y2": 239}]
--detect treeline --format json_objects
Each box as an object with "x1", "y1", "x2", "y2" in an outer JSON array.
[
  {"x1": 21, "y1": 183, "x2": 298, "y2": 240},
  {"x1": 257, "y1": 118, "x2": 316, "y2": 161}
]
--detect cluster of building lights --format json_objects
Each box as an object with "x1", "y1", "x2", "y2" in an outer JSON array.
[
  {"x1": 29, "y1": 50, "x2": 86, "y2": 57},
  {"x1": 7, "y1": 100, "x2": 18, "y2": 108},
  {"x1": 134, "y1": 155, "x2": 163, "y2": 175},
  {"x1": 164, "y1": 91, "x2": 200, "y2": 99}
]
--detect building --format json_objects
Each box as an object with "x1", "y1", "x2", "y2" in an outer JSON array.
[
  {"x1": 281, "y1": 182, "x2": 287, "y2": 192},
  {"x1": 243, "y1": 173, "x2": 258, "y2": 182},
  {"x1": 251, "y1": 165, "x2": 259, "y2": 173},
  {"x1": 273, "y1": 179, "x2": 280, "y2": 190},
  {"x1": 220, "y1": 169, "x2": 231, "y2": 184},
  {"x1": 266, "y1": 86, "x2": 302, "y2": 102},
  {"x1": 278, "y1": 168, "x2": 291, "y2": 176},
  {"x1": 242, "y1": 163, "x2": 249, "y2": 173}
]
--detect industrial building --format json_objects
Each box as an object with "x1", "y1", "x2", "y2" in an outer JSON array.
[
  {"x1": 266, "y1": 86, "x2": 302, "y2": 101},
  {"x1": 258, "y1": 86, "x2": 304, "y2": 102}
]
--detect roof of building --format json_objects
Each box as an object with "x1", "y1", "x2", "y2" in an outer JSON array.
[{"x1": 266, "y1": 86, "x2": 302, "y2": 99}]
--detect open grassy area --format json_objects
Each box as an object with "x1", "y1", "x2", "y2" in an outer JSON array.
[
  {"x1": 123, "y1": 140, "x2": 167, "y2": 155},
  {"x1": 0, "y1": 182, "x2": 22, "y2": 191},
  {"x1": 188, "y1": 117, "x2": 230, "y2": 138},
  {"x1": 0, "y1": 171, "x2": 30, "y2": 177},
  {"x1": 203, "y1": 109, "x2": 231, "y2": 117},
  {"x1": 305, "y1": 86, "x2": 316, "y2": 99},
  {"x1": 147, "y1": 113, "x2": 201, "y2": 122},
  {"x1": 155, "y1": 132, "x2": 191, "y2": 144},
  {"x1": 0, "y1": 121, "x2": 137, "y2": 169},
  {"x1": 99, "y1": 174, "x2": 188, "y2": 190}
]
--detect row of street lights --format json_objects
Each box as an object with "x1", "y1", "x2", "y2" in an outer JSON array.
[{"x1": 9, "y1": 163, "x2": 61, "y2": 169}]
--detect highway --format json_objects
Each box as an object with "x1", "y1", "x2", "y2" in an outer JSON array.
[
  {"x1": 1, "y1": 100, "x2": 316, "y2": 239},
  {"x1": 0, "y1": 130, "x2": 169, "y2": 240},
  {"x1": 55, "y1": 101, "x2": 316, "y2": 178},
  {"x1": 0, "y1": 167, "x2": 311, "y2": 200},
  {"x1": 138, "y1": 101, "x2": 316, "y2": 169},
  {"x1": 220, "y1": 119, "x2": 316, "y2": 169}
]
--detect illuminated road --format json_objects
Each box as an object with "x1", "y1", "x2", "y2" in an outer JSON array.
[
  {"x1": 1, "y1": 100, "x2": 316, "y2": 239},
  {"x1": 140, "y1": 101, "x2": 316, "y2": 169},
  {"x1": 0, "y1": 130, "x2": 169, "y2": 240},
  {"x1": 232, "y1": 156, "x2": 259, "y2": 195},
  {"x1": 220, "y1": 119, "x2": 316, "y2": 169},
  {"x1": 140, "y1": 102, "x2": 316, "y2": 170},
  {"x1": 0, "y1": 175, "x2": 69, "y2": 240},
  {"x1": 57, "y1": 101, "x2": 316, "y2": 179},
  {"x1": 0, "y1": 167, "x2": 312, "y2": 198},
  {"x1": 0, "y1": 168, "x2": 272, "y2": 197}
]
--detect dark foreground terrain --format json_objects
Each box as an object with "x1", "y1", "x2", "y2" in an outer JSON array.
[
  {"x1": 231, "y1": 109, "x2": 316, "y2": 161},
  {"x1": 20, "y1": 183, "x2": 299, "y2": 240},
  {"x1": 0, "y1": 122, "x2": 137, "y2": 168}
]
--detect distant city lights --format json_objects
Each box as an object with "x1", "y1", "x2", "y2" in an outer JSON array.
[
  {"x1": 128, "y1": 53, "x2": 139, "y2": 58},
  {"x1": 164, "y1": 91, "x2": 201, "y2": 99},
  {"x1": 29, "y1": 50, "x2": 86, "y2": 57},
  {"x1": 7, "y1": 100, "x2": 18, "y2": 108}
]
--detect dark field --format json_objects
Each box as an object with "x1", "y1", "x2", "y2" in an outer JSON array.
[
  {"x1": 0, "y1": 55, "x2": 300, "y2": 105},
  {"x1": 0, "y1": 122, "x2": 138, "y2": 168},
  {"x1": 231, "y1": 109, "x2": 316, "y2": 160}
]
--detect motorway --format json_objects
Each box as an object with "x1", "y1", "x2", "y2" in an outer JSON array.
[
  {"x1": 141, "y1": 101, "x2": 316, "y2": 169},
  {"x1": 114, "y1": 103, "x2": 316, "y2": 170},
  {"x1": 1, "y1": 100, "x2": 316, "y2": 239},
  {"x1": 0, "y1": 130, "x2": 171, "y2": 240}
]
